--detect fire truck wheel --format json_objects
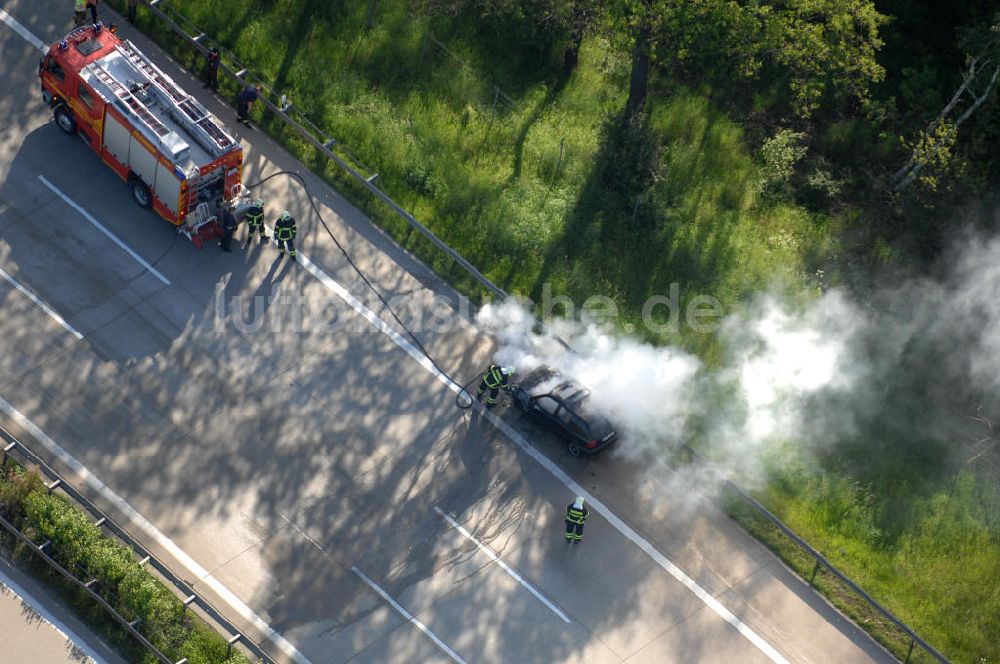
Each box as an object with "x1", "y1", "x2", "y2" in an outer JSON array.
[
  {"x1": 130, "y1": 178, "x2": 152, "y2": 209},
  {"x1": 54, "y1": 106, "x2": 76, "y2": 135}
]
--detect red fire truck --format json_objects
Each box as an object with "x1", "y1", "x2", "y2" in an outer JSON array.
[{"x1": 38, "y1": 24, "x2": 244, "y2": 247}]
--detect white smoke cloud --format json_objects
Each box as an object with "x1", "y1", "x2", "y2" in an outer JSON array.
[
  {"x1": 478, "y1": 299, "x2": 701, "y2": 451},
  {"x1": 476, "y1": 289, "x2": 865, "y2": 490},
  {"x1": 478, "y1": 231, "x2": 1000, "y2": 495}
]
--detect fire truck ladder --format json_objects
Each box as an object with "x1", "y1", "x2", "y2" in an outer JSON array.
[
  {"x1": 88, "y1": 64, "x2": 170, "y2": 138},
  {"x1": 116, "y1": 40, "x2": 236, "y2": 158}
]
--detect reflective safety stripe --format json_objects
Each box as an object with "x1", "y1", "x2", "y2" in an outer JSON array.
[
  {"x1": 483, "y1": 367, "x2": 503, "y2": 388},
  {"x1": 566, "y1": 507, "x2": 587, "y2": 523}
]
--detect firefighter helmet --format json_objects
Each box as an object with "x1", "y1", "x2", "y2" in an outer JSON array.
[
  {"x1": 501, "y1": 366, "x2": 515, "y2": 376},
  {"x1": 280, "y1": 210, "x2": 291, "y2": 221}
]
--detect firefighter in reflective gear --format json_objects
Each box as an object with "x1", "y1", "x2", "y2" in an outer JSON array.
[
  {"x1": 74, "y1": 0, "x2": 87, "y2": 26},
  {"x1": 243, "y1": 198, "x2": 267, "y2": 246},
  {"x1": 476, "y1": 364, "x2": 514, "y2": 407},
  {"x1": 565, "y1": 496, "x2": 589, "y2": 543},
  {"x1": 274, "y1": 210, "x2": 297, "y2": 261}
]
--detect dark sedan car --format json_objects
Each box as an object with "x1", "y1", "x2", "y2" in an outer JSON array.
[{"x1": 510, "y1": 367, "x2": 618, "y2": 456}]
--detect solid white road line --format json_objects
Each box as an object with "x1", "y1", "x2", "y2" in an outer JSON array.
[
  {"x1": 0, "y1": 568, "x2": 104, "y2": 664},
  {"x1": 0, "y1": 265, "x2": 84, "y2": 340},
  {"x1": 0, "y1": 395, "x2": 313, "y2": 664},
  {"x1": 300, "y1": 255, "x2": 791, "y2": 664},
  {"x1": 37, "y1": 176, "x2": 172, "y2": 286},
  {"x1": 0, "y1": 7, "x2": 46, "y2": 52},
  {"x1": 434, "y1": 505, "x2": 572, "y2": 624},
  {"x1": 351, "y1": 566, "x2": 468, "y2": 664}
]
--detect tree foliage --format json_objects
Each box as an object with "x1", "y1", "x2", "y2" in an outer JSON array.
[{"x1": 643, "y1": 0, "x2": 887, "y2": 120}]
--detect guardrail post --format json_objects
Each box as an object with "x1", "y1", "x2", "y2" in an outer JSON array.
[
  {"x1": 808, "y1": 560, "x2": 821, "y2": 585},
  {"x1": 3, "y1": 441, "x2": 16, "y2": 466},
  {"x1": 181, "y1": 594, "x2": 196, "y2": 615},
  {"x1": 905, "y1": 638, "x2": 915, "y2": 663},
  {"x1": 226, "y1": 633, "x2": 241, "y2": 658}
]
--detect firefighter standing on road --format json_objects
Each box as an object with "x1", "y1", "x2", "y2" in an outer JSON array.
[
  {"x1": 243, "y1": 198, "x2": 268, "y2": 246},
  {"x1": 73, "y1": 0, "x2": 87, "y2": 26},
  {"x1": 203, "y1": 46, "x2": 220, "y2": 91},
  {"x1": 476, "y1": 364, "x2": 514, "y2": 407},
  {"x1": 565, "y1": 496, "x2": 589, "y2": 543},
  {"x1": 218, "y1": 205, "x2": 237, "y2": 252},
  {"x1": 274, "y1": 210, "x2": 297, "y2": 261}
]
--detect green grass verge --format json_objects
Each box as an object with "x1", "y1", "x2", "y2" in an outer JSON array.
[
  {"x1": 0, "y1": 463, "x2": 250, "y2": 664},
  {"x1": 728, "y1": 469, "x2": 1000, "y2": 663}
]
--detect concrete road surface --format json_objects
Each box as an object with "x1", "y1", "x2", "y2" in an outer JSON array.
[{"x1": 0, "y1": 2, "x2": 898, "y2": 662}]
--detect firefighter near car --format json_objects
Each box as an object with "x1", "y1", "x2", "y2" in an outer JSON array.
[
  {"x1": 565, "y1": 496, "x2": 589, "y2": 543},
  {"x1": 476, "y1": 364, "x2": 514, "y2": 408},
  {"x1": 38, "y1": 24, "x2": 245, "y2": 248}
]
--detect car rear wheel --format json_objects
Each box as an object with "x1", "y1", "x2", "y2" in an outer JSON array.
[
  {"x1": 567, "y1": 443, "x2": 582, "y2": 457},
  {"x1": 130, "y1": 178, "x2": 152, "y2": 209},
  {"x1": 54, "y1": 106, "x2": 76, "y2": 135}
]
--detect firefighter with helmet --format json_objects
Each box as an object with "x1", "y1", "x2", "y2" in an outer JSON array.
[
  {"x1": 275, "y1": 210, "x2": 297, "y2": 261},
  {"x1": 565, "y1": 496, "x2": 589, "y2": 543},
  {"x1": 243, "y1": 198, "x2": 267, "y2": 246},
  {"x1": 476, "y1": 364, "x2": 514, "y2": 407}
]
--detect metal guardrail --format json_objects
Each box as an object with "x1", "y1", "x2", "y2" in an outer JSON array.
[
  {"x1": 0, "y1": 426, "x2": 276, "y2": 664},
  {"x1": 685, "y1": 445, "x2": 950, "y2": 664},
  {"x1": 724, "y1": 481, "x2": 950, "y2": 663},
  {"x1": 104, "y1": 5, "x2": 950, "y2": 662}
]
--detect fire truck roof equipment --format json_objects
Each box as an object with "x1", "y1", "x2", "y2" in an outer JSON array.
[{"x1": 65, "y1": 26, "x2": 239, "y2": 178}]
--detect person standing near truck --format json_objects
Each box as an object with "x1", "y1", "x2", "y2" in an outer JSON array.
[
  {"x1": 236, "y1": 84, "x2": 260, "y2": 126},
  {"x1": 203, "y1": 47, "x2": 220, "y2": 91},
  {"x1": 243, "y1": 198, "x2": 268, "y2": 246},
  {"x1": 218, "y1": 206, "x2": 237, "y2": 252},
  {"x1": 73, "y1": 0, "x2": 87, "y2": 26},
  {"x1": 274, "y1": 210, "x2": 297, "y2": 261}
]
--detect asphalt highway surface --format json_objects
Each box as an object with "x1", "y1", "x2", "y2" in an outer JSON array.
[{"x1": 0, "y1": 2, "x2": 899, "y2": 662}]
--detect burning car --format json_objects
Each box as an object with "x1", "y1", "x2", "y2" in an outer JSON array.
[{"x1": 510, "y1": 367, "x2": 619, "y2": 457}]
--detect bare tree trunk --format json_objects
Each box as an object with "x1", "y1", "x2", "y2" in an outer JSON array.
[
  {"x1": 895, "y1": 61, "x2": 1000, "y2": 191},
  {"x1": 563, "y1": 29, "x2": 583, "y2": 74},
  {"x1": 625, "y1": 20, "x2": 652, "y2": 120},
  {"x1": 366, "y1": 0, "x2": 377, "y2": 31}
]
